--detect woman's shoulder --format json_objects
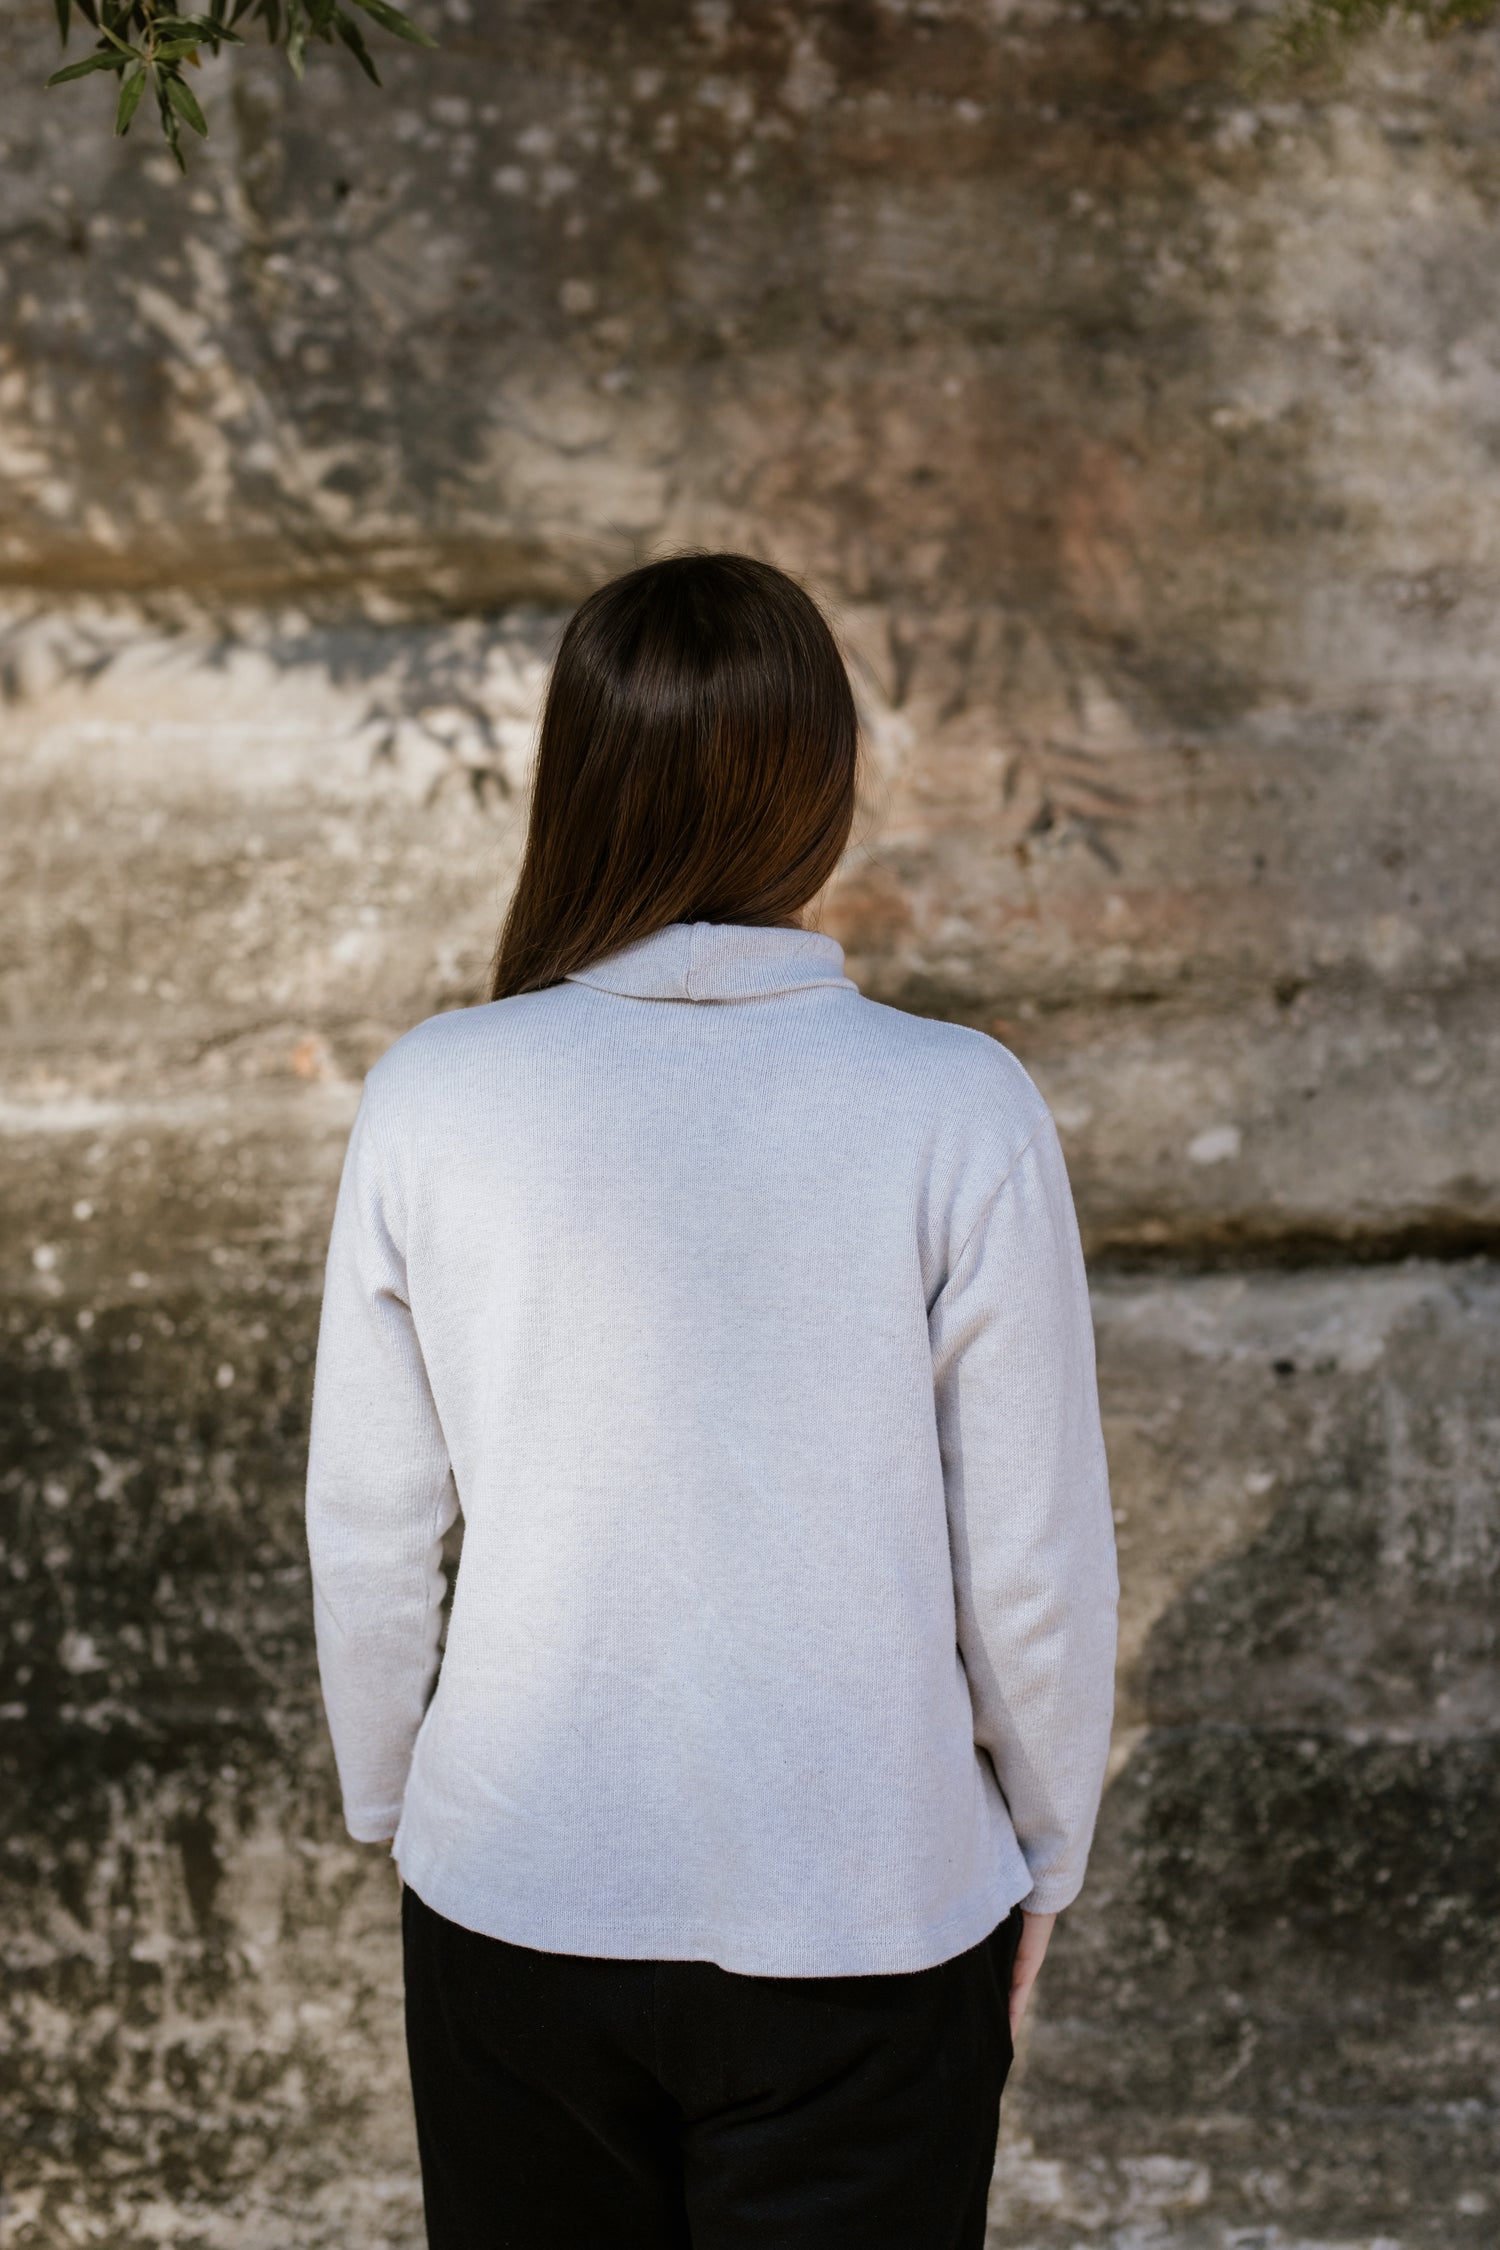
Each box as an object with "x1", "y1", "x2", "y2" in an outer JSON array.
[
  {"x1": 358, "y1": 990, "x2": 561, "y2": 1105},
  {"x1": 357, "y1": 985, "x2": 1053, "y2": 1171},
  {"x1": 846, "y1": 993, "x2": 1052, "y2": 1146}
]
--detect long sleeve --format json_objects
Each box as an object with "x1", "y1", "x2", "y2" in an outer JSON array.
[
  {"x1": 929, "y1": 1110, "x2": 1119, "y2": 1915},
  {"x1": 305, "y1": 1089, "x2": 459, "y2": 1843}
]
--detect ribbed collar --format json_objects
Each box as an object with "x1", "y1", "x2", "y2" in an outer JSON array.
[{"x1": 565, "y1": 920, "x2": 857, "y2": 1003}]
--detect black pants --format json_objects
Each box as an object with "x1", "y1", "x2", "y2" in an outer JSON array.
[{"x1": 402, "y1": 1883, "x2": 1024, "y2": 2250}]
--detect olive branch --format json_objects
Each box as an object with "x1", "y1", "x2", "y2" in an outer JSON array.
[{"x1": 45, "y1": 0, "x2": 436, "y2": 170}]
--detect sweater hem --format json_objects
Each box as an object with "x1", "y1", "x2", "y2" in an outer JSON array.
[{"x1": 392, "y1": 1840, "x2": 1035, "y2": 1978}]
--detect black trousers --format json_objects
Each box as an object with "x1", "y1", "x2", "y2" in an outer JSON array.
[{"x1": 402, "y1": 1883, "x2": 1025, "y2": 2250}]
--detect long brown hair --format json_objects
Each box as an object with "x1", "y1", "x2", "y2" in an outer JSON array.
[{"x1": 488, "y1": 553, "x2": 861, "y2": 1000}]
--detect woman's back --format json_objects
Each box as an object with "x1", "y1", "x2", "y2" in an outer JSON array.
[
  {"x1": 307, "y1": 915, "x2": 1116, "y2": 1975},
  {"x1": 305, "y1": 552, "x2": 1118, "y2": 2246}
]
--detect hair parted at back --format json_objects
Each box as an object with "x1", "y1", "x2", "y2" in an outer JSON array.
[{"x1": 488, "y1": 552, "x2": 862, "y2": 1000}]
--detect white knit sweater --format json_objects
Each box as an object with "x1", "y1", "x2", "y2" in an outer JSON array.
[{"x1": 305, "y1": 919, "x2": 1118, "y2": 1976}]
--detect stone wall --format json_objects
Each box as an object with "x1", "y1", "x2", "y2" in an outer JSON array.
[{"x1": 1, "y1": 2, "x2": 1496, "y2": 2244}]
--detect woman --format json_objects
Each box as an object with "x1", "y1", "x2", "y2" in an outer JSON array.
[{"x1": 305, "y1": 552, "x2": 1118, "y2": 2249}]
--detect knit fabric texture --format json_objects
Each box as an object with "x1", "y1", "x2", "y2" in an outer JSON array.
[{"x1": 305, "y1": 918, "x2": 1119, "y2": 1976}]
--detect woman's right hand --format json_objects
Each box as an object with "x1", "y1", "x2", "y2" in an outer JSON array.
[{"x1": 1009, "y1": 1910, "x2": 1056, "y2": 2037}]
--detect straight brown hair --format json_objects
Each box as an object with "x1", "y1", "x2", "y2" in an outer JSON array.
[{"x1": 488, "y1": 553, "x2": 861, "y2": 1000}]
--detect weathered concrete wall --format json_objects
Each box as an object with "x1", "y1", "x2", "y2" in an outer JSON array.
[{"x1": 2, "y1": 0, "x2": 1497, "y2": 2244}]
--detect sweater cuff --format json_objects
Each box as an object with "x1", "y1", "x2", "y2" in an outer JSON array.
[
  {"x1": 1016, "y1": 1876, "x2": 1082, "y2": 1916},
  {"x1": 345, "y1": 1805, "x2": 402, "y2": 1845}
]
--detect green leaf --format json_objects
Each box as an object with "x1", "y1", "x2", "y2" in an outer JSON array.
[
  {"x1": 115, "y1": 58, "x2": 146, "y2": 131},
  {"x1": 155, "y1": 77, "x2": 189, "y2": 166},
  {"x1": 96, "y1": 18, "x2": 144, "y2": 56},
  {"x1": 162, "y1": 66, "x2": 210, "y2": 133},
  {"x1": 154, "y1": 12, "x2": 243, "y2": 35},
  {"x1": 46, "y1": 47, "x2": 127, "y2": 81},
  {"x1": 53, "y1": 0, "x2": 72, "y2": 44},
  {"x1": 334, "y1": 7, "x2": 380, "y2": 80},
  {"x1": 347, "y1": 0, "x2": 437, "y2": 49}
]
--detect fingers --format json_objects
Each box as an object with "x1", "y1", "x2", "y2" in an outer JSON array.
[{"x1": 1008, "y1": 1908, "x2": 1057, "y2": 2039}]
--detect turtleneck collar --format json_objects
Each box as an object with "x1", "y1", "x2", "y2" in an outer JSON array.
[{"x1": 564, "y1": 920, "x2": 857, "y2": 1004}]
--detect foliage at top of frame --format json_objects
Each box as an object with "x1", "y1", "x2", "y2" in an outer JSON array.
[
  {"x1": 40, "y1": 0, "x2": 1500, "y2": 175},
  {"x1": 43, "y1": 0, "x2": 436, "y2": 170}
]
